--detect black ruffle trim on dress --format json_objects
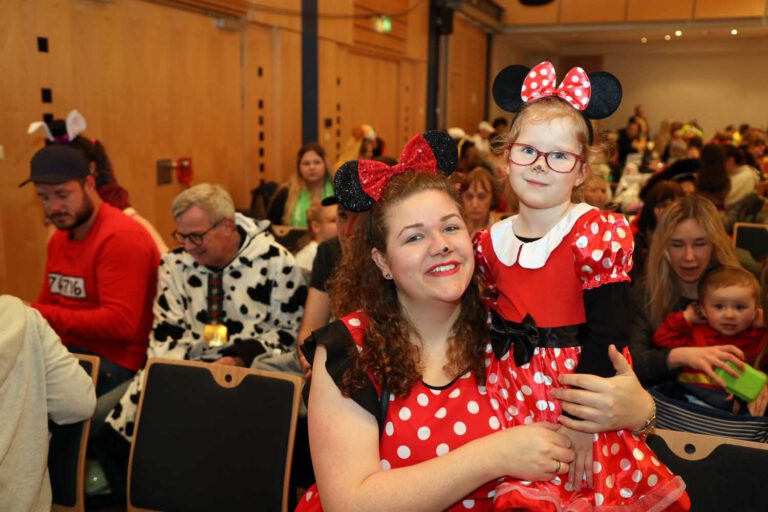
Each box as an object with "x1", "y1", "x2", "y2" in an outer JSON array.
[{"x1": 301, "y1": 320, "x2": 381, "y2": 421}]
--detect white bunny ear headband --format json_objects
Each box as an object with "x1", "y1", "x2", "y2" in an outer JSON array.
[{"x1": 27, "y1": 109, "x2": 87, "y2": 142}]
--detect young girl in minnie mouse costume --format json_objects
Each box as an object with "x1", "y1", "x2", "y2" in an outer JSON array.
[{"x1": 475, "y1": 62, "x2": 691, "y2": 511}]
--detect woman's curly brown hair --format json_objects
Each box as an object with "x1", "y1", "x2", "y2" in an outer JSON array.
[{"x1": 328, "y1": 172, "x2": 488, "y2": 398}]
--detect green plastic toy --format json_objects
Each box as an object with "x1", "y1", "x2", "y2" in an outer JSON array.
[{"x1": 715, "y1": 362, "x2": 767, "y2": 402}]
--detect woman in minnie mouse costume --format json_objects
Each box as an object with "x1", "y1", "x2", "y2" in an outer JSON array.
[
  {"x1": 296, "y1": 130, "x2": 666, "y2": 512},
  {"x1": 475, "y1": 62, "x2": 690, "y2": 511}
]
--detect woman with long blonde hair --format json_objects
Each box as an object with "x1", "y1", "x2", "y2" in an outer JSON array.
[
  {"x1": 267, "y1": 143, "x2": 334, "y2": 227},
  {"x1": 629, "y1": 194, "x2": 743, "y2": 386}
]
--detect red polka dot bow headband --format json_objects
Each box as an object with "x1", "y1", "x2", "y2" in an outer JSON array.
[
  {"x1": 493, "y1": 61, "x2": 622, "y2": 143},
  {"x1": 334, "y1": 131, "x2": 458, "y2": 212},
  {"x1": 521, "y1": 62, "x2": 592, "y2": 110}
]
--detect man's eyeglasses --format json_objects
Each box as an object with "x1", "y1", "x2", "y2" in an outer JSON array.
[
  {"x1": 172, "y1": 220, "x2": 223, "y2": 246},
  {"x1": 507, "y1": 143, "x2": 583, "y2": 174}
]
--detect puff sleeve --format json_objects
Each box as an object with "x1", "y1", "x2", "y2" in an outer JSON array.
[
  {"x1": 473, "y1": 228, "x2": 499, "y2": 308},
  {"x1": 571, "y1": 211, "x2": 634, "y2": 379},
  {"x1": 301, "y1": 312, "x2": 382, "y2": 420},
  {"x1": 572, "y1": 211, "x2": 634, "y2": 290}
]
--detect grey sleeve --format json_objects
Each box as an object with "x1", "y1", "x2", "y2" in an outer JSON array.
[{"x1": 34, "y1": 308, "x2": 97, "y2": 425}]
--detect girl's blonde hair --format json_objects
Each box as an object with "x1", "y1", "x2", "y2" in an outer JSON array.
[
  {"x1": 645, "y1": 195, "x2": 740, "y2": 327},
  {"x1": 281, "y1": 143, "x2": 332, "y2": 225}
]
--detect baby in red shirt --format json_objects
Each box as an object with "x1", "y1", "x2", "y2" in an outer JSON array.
[{"x1": 654, "y1": 266, "x2": 767, "y2": 414}]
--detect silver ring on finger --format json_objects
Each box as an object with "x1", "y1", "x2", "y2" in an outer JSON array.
[{"x1": 554, "y1": 460, "x2": 561, "y2": 473}]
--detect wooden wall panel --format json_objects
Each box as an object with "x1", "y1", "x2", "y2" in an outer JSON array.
[
  {"x1": 244, "y1": 26, "x2": 303, "y2": 186},
  {"x1": 68, "y1": 0, "x2": 245, "y2": 244},
  {"x1": 396, "y1": 60, "x2": 427, "y2": 148},
  {"x1": 446, "y1": 15, "x2": 488, "y2": 134},
  {"x1": 0, "y1": 0, "x2": 244, "y2": 300},
  {"x1": 560, "y1": 0, "x2": 625, "y2": 23},
  {"x1": 318, "y1": 40, "x2": 349, "y2": 165},
  {"x1": 501, "y1": 0, "x2": 766, "y2": 24},
  {"x1": 626, "y1": 0, "x2": 694, "y2": 21},
  {"x1": 273, "y1": 30, "x2": 304, "y2": 181},
  {"x1": 353, "y1": 0, "x2": 409, "y2": 56},
  {"x1": 695, "y1": 0, "x2": 766, "y2": 19},
  {"x1": 148, "y1": 0, "x2": 249, "y2": 17},
  {"x1": 0, "y1": 0, "x2": 61, "y2": 298},
  {"x1": 345, "y1": 52, "x2": 400, "y2": 154},
  {"x1": 248, "y1": 0, "x2": 302, "y2": 32},
  {"x1": 405, "y1": 0, "x2": 429, "y2": 62},
  {"x1": 318, "y1": 0, "x2": 354, "y2": 45},
  {"x1": 318, "y1": 0, "x2": 429, "y2": 162}
]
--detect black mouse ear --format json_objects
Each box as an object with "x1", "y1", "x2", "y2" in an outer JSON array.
[
  {"x1": 583, "y1": 71, "x2": 622, "y2": 120},
  {"x1": 333, "y1": 161, "x2": 375, "y2": 212},
  {"x1": 421, "y1": 131, "x2": 458, "y2": 176},
  {"x1": 492, "y1": 65, "x2": 531, "y2": 113}
]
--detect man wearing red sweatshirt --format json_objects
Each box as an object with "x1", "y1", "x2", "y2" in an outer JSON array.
[{"x1": 21, "y1": 145, "x2": 160, "y2": 395}]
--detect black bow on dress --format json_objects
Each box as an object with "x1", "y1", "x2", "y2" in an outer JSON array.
[
  {"x1": 489, "y1": 309, "x2": 581, "y2": 366},
  {"x1": 489, "y1": 309, "x2": 541, "y2": 366}
]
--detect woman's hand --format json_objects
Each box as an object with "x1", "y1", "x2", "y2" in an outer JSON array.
[
  {"x1": 550, "y1": 345, "x2": 654, "y2": 433},
  {"x1": 492, "y1": 422, "x2": 574, "y2": 482},
  {"x1": 667, "y1": 345, "x2": 745, "y2": 387}
]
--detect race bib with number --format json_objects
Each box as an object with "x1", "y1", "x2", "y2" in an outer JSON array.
[{"x1": 48, "y1": 273, "x2": 87, "y2": 299}]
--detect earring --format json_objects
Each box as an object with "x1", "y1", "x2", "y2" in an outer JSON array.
[{"x1": 384, "y1": 272, "x2": 392, "y2": 280}]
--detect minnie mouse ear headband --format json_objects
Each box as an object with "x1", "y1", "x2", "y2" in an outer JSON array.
[
  {"x1": 333, "y1": 131, "x2": 458, "y2": 212},
  {"x1": 492, "y1": 61, "x2": 622, "y2": 143},
  {"x1": 27, "y1": 109, "x2": 87, "y2": 143}
]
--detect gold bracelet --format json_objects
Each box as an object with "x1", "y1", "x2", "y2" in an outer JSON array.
[{"x1": 632, "y1": 397, "x2": 657, "y2": 438}]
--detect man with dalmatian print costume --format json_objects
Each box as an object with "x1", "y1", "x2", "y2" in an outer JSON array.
[
  {"x1": 107, "y1": 181, "x2": 306, "y2": 432},
  {"x1": 98, "y1": 183, "x2": 306, "y2": 500}
]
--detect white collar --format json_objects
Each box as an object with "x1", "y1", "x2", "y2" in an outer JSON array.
[{"x1": 490, "y1": 203, "x2": 595, "y2": 269}]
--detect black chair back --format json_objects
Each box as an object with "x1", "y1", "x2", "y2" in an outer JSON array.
[
  {"x1": 128, "y1": 359, "x2": 302, "y2": 512},
  {"x1": 733, "y1": 222, "x2": 768, "y2": 263},
  {"x1": 49, "y1": 354, "x2": 99, "y2": 512},
  {"x1": 270, "y1": 225, "x2": 309, "y2": 253},
  {"x1": 647, "y1": 428, "x2": 768, "y2": 511}
]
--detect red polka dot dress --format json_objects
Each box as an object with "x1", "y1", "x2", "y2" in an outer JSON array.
[
  {"x1": 474, "y1": 204, "x2": 690, "y2": 511},
  {"x1": 297, "y1": 312, "x2": 499, "y2": 512}
]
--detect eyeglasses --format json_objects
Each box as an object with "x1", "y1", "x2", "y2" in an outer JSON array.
[
  {"x1": 507, "y1": 143, "x2": 584, "y2": 174},
  {"x1": 172, "y1": 220, "x2": 223, "y2": 246}
]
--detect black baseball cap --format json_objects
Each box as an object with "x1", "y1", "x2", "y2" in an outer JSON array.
[
  {"x1": 321, "y1": 196, "x2": 338, "y2": 206},
  {"x1": 20, "y1": 145, "x2": 90, "y2": 187}
]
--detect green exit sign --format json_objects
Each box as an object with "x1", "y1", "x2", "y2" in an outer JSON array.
[{"x1": 375, "y1": 16, "x2": 392, "y2": 33}]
